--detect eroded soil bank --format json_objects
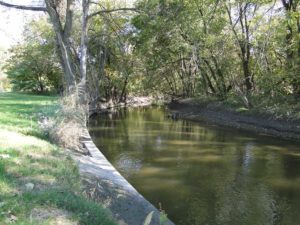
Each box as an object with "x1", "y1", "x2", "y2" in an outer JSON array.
[{"x1": 168, "y1": 98, "x2": 300, "y2": 141}]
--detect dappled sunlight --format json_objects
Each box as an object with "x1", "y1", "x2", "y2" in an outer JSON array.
[
  {"x1": 153, "y1": 153, "x2": 224, "y2": 164},
  {"x1": 0, "y1": 128, "x2": 76, "y2": 192},
  {"x1": 22, "y1": 174, "x2": 56, "y2": 185},
  {"x1": 267, "y1": 178, "x2": 300, "y2": 191},
  {"x1": 0, "y1": 93, "x2": 116, "y2": 225},
  {"x1": 139, "y1": 167, "x2": 166, "y2": 176},
  {"x1": 30, "y1": 207, "x2": 78, "y2": 225},
  {"x1": 0, "y1": 93, "x2": 58, "y2": 138},
  {"x1": 186, "y1": 155, "x2": 223, "y2": 163},
  {"x1": 285, "y1": 152, "x2": 300, "y2": 157},
  {"x1": 154, "y1": 157, "x2": 177, "y2": 163},
  {"x1": 0, "y1": 130, "x2": 50, "y2": 149},
  {"x1": 0, "y1": 180, "x2": 18, "y2": 195},
  {"x1": 135, "y1": 177, "x2": 184, "y2": 191},
  {"x1": 164, "y1": 140, "x2": 200, "y2": 146},
  {"x1": 262, "y1": 145, "x2": 290, "y2": 152}
]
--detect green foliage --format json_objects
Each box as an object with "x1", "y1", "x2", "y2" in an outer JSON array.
[
  {"x1": 0, "y1": 47, "x2": 11, "y2": 92},
  {"x1": 131, "y1": 0, "x2": 234, "y2": 98},
  {"x1": 88, "y1": 3, "x2": 140, "y2": 102},
  {"x1": 130, "y1": 0, "x2": 300, "y2": 109},
  {"x1": 4, "y1": 18, "x2": 62, "y2": 93},
  {"x1": 3, "y1": 0, "x2": 300, "y2": 113}
]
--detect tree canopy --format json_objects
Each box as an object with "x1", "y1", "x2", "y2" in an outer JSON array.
[
  {"x1": 4, "y1": 18, "x2": 62, "y2": 93},
  {"x1": 1, "y1": 0, "x2": 299, "y2": 109}
]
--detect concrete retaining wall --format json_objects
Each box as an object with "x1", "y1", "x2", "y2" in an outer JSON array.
[{"x1": 72, "y1": 129, "x2": 174, "y2": 225}]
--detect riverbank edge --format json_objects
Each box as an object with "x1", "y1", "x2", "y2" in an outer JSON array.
[
  {"x1": 89, "y1": 96, "x2": 166, "y2": 116},
  {"x1": 168, "y1": 99, "x2": 300, "y2": 141},
  {"x1": 72, "y1": 127, "x2": 174, "y2": 225}
]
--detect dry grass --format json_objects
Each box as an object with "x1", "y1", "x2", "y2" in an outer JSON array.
[{"x1": 48, "y1": 93, "x2": 88, "y2": 153}]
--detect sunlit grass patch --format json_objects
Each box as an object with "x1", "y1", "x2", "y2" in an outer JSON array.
[
  {"x1": 0, "y1": 92, "x2": 58, "y2": 137},
  {"x1": 0, "y1": 130, "x2": 51, "y2": 151},
  {"x1": 0, "y1": 92, "x2": 116, "y2": 225}
]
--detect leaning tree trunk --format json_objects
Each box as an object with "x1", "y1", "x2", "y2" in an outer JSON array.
[
  {"x1": 45, "y1": 0, "x2": 77, "y2": 94},
  {"x1": 77, "y1": 0, "x2": 89, "y2": 104},
  {"x1": 0, "y1": 0, "x2": 78, "y2": 94}
]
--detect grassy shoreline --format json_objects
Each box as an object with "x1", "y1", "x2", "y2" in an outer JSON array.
[{"x1": 0, "y1": 92, "x2": 116, "y2": 225}]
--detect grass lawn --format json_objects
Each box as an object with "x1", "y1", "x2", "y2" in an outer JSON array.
[{"x1": 0, "y1": 92, "x2": 116, "y2": 225}]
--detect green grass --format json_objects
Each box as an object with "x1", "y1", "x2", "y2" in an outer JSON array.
[
  {"x1": 0, "y1": 92, "x2": 59, "y2": 138},
  {"x1": 0, "y1": 92, "x2": 116, "y2": 225}
]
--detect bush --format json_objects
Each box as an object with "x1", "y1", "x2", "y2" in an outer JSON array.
[{"x1": 43, "y1": 93, "x2": 88, "y2": 153}]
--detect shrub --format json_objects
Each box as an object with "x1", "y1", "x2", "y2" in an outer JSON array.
[{"x1": 44, "y1": 93, "x2": 88, "y2": 153}]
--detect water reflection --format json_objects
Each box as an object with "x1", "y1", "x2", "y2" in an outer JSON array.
[{"x1": 89, "y1": 107, "x2": 300, "y2": 225}]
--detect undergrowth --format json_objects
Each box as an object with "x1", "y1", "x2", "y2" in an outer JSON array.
[
  {"x1": 193, "y1": 93, "x2": 300, "y2": 121},
  {"x1": 223, "y1": 94, "x2": 300, "y2": 120}
]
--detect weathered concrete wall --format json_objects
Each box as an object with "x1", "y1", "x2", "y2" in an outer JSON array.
[{"x1": 72, "y1": 129, "x2": 174, "y2": 225}]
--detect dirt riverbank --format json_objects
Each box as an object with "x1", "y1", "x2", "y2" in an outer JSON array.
[
  {"x1": 168, "y1": 98, "x2": 300, "y2": 141},
  {"x1": 90, "y1": 96, "x2": 162, "y2": 115}
]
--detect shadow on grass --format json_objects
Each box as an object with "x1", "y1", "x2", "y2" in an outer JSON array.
[
  {"x1": 23, "y1": 189, "x2": 116, "y2": 225},
  {"x1": 0, "y1": 152, "x2": 116, "y2": 225}
]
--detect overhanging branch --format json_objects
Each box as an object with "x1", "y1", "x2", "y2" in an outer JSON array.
[
  {"x1": 0, "y1": 1, "x2": 47, "y2": 11},
  {"x1": 88, "y1": 7, "x2": 139, "y2": 20}
]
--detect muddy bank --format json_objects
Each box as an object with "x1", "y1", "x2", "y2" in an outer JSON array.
[
  {"x1": 72, "y1": 129, "x2": 174, "y2": 225},
  {"x1": 168, "y1": 99, "x2": 300, "y2": 141},
  {"x1": 90, "y1": 96, "x2": 165, "y2": 116}
]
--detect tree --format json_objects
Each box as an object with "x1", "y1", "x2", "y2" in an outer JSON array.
[
  {"x1": 4, "y1": 18, "x2": 62, "y2": 93},
  {"x1": 0, "y1": 47, "x2": 10, "y2": 92},
  {"x1": 132, "y1": 0, "x2": 232, "y2": 99},
  {"x1": 0, "y1": 0, "x2": 138, "y2": 105},
  {"x1": 280, "y1": 0, "x2": 300, "y2": 97}
]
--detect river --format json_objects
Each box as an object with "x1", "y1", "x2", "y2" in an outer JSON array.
[{"x1": 89, "y1": 106, "x2": 300, "y2": 225}]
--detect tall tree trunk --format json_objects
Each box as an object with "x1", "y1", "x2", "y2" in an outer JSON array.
[
  {"x1": 226, "y1": 3, "x2": 254, "y2": 94},
  {"x1": 78, "y1": 0, "x2": 89, "y2": 104},
  {"x1": 45, "y1": 0, "x2": 77, "y2": 93}
]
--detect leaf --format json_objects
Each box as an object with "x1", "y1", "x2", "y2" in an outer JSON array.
[{"x1": 143, "y1": 211, "x2": 154, "y2": 225}]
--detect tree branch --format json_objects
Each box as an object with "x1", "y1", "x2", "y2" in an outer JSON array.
[
  {"x1": 63, "y1": 0, "x2": 75, "y2": 39},
  {"x1": 0, "y1": 1, "x2": 46, "y2": 11},
  {"x1": 88, "y1": 7, "x2": 139, "y2": 20}
]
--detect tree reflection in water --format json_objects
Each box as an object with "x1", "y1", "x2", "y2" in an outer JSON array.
[{"x1": 89, "y1": 107, "x2": 300, "y2": 225}]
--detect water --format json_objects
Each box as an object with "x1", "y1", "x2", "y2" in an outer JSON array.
[{"x1": 89, "y1": 107, "x2": 300, "y2": 225}]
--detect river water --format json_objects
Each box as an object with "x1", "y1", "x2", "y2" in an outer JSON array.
[{"x1": 89, "y1": 107, "x2": 300, "y2": 225}]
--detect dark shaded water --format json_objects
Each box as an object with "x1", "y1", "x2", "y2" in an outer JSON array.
[{"x1": 89, "y1": 107, "x2": 300, "y2": 225}]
